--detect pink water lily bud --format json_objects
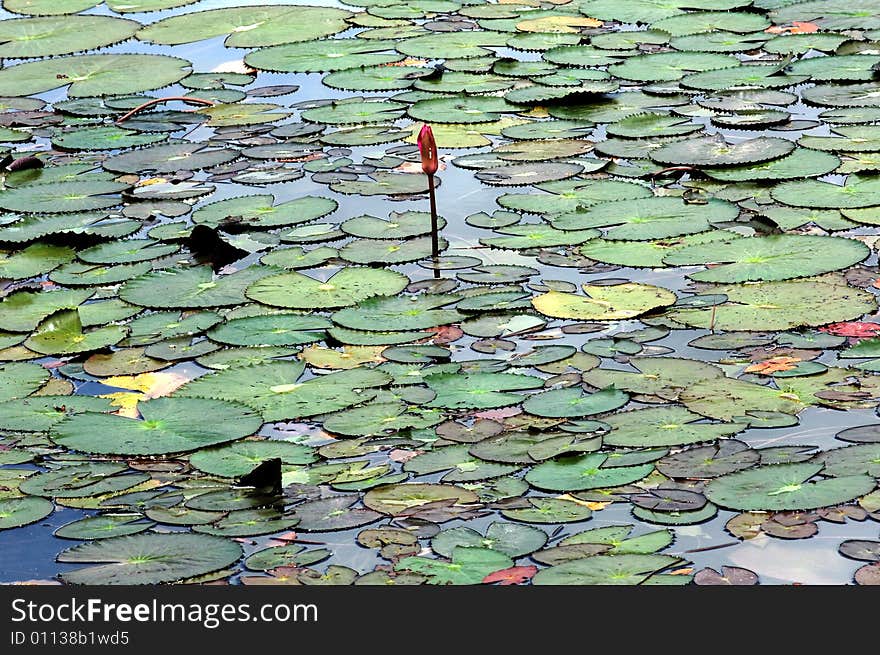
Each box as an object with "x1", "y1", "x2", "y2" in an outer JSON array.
[{"x1": 417, "y1": 123, "x2": 438, "y2": 176}]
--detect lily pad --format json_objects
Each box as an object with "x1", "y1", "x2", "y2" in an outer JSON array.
[
  {"x1": 663, "y1": 235, "x2": 870, "y2": 282},
  {"x1": 533, "y1": 553, "x2": 681, "y2": 585},
  {"x1": 526, "y1": 453, "x2": 655, "y2": 492},
  {"x1": 363, "y1": 483, "x2": 478, "y2": 515},
  {"x1": 0, "y1": 496, "x2": 53, "y2": 530},
  {"x1": 532, "y1": 283, "x2": 676, "y2": 321},
  {"x1": 396, "y1": 546, "x2": 512, "y2": 585},
  {"x1": 604, "y1": 407, "x2": 743, "y2": 447},
  {"x1": 58, "y1": 533, "x2": 242, "y2": 585},
  {"x1": 177, "y1": 361, "x2": 390, "y2": 422},
  {"x1": 121, "y1": 266, "x2": 280, "y2": 309},
  {"x1": 705, "y1": 462, "x2": 875, "y2": 511},
  {"x1": 523, "y1": 386, "x2": 629, "y2": 418},
  {"x1": 0, "y1": 54, "x2": 190, "y2": 97},
  {"x1": 431, "y1": 522, "x2": 547, "y2": 559},
  {"x1": 651, "y1": 135, "x2": 794, "y2": 166},
  {"x1": 668, "y1": 279, "x2": 877, "y2": 331},
  {"x1": 52, "y1": 397, "x2": 261, "y2": 456},
  {"x1": 552, "y1": 196, "x2": 737, "y2": 240},
  {"x1": 189, "y1": 440, "x2": 316, "y2": 477},
  {"x1": 137, "y1": 6, "x2": 352, "y2": 47},
  {"x1": 0, "y1": 15, "x2": 141, "y2": 58},
  {"x1": 246, "y1": 267, "x2": 408, "y2": 310},
  {"x1": 425, "y1": 372, "x2": 543, "y2": 409}
]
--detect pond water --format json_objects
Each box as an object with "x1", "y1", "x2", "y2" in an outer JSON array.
[{"x1": 0, "y1": 0, "x2": 879, "y2": 586}]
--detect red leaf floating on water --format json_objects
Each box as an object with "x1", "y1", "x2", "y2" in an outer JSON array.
[
  {"x1": 473, "y1": 406, "x2": 521, "y2": 420},
  {"x1": 765, "y1": 21, "x2": 818, "y2": 34},
  {"x1": 820, "y1": 322, "x2": 880, "y2": 338},
  {"x1": 426, "y1": 325, "x2": 463, "y2": 344},
  {"x1": 483, "y1": 565, "x2": 538, "y2": 585},
  {"x1": 389, "y1": 448, "x2": 418, "y2": 463}
]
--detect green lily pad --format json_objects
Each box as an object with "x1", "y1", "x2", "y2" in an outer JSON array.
[
  {"x1": 341, "y1": 211, "x2": 443, "y2": 239},
  {"x1": 0, "y1": 496, "x2": 53, "y2": 530},
  {"x1": 552, "y1": 196, "x2": 738, "y2": 240},
  {"x1": 363, "y1": 483, "x2": 478, "y2": 515},
  {"x1": 606, "y1": 112, "x2": 702, "y2": 138},
  {"x1": 396, "y1": 546, "x2": 512, "y2": 585},
  {"x1": 533, "y1": 553, "x2": 682, "y2": 585},
  {"x1": 25, "y1": 309, "x2": 126, "y2": 356},
  {"x1": 0, "y1": 361, "x2": 49, "y2": 402},
  {"x1": 526, "y1": 453, "x2": 655, "y2": 492},
  {"x1": 532, "y1": 283, "x2": 676, "y2": 320},
  {"x1": 330, "y1": 172, "x2": 431, "y2": 197},
  {"x1": 651, "y1": 135, "x2": 794, "y2": 166},
  {"x1": 481, "y1": 224, "x2": 598, "y2": 249},
  {"x1": 246, "y1": 39, "x2": 402, "y2": 73},
  {"x1": 582, "y1": 357, "x2": 724, "y2": 400},
  {"x1": 771, "y1": 0, "x2": 880, "y2": 31},
  {"x1": 193, "y1": 195, "x2": 336, "y2": 230},
  {"x1": 246, "y1": 267, "x2": 408, "y2": 310},
  {"x1": 663, "y1": 234, "x2": 870, "y2": 282},
  {"x1": 19, "y1": 462, "x2": 147, "y2": 498},
  {"x1": 137, "y1": 5, "x2": 351, "y2": 47},
  {"x1": 323, "y1": 401, "x2": 443, "y2": 437},
  {"x1": 103, "y1": 143, "x2": 236, "y2": 174},
  {"x1": 680, "y1": 376, "x2": 804, "y2": 421},
  {"x1": 813, "y1": 444, "x2": 880, "y2": 477},
  {"x1": 0, "y1": 243, "x2": 76, "y2": 280},
  {"x1": 331, "y1": 294, "x2": 462, "y2": 331},
  {"x1": 500, "y1": 497, "x2": 593, "y2": 524},
  {"x1": 50, "y1": 261, "x2": 152, "y2": 287},
  {"x1": 632, "y1": 502, "x2": 719, "y2": 526},
  {"x1": 657, "y1": 440, "x2": 759, "y2": 479},
  {"x1": 207, "y1": 314, "x2": 330, "y2": 347},
  {"x1": 52, "y1": 397, "x2": 261, "y2": 456},
  {"x1": 604, "y1": 406, "x2": 743, "y2": 447},
  {"x1": 302, "y1": 98, "x2": 405, "y2": 125},
  {"x1": 498, "y1": 179, "x2": 652, "y2": 215},
  {"x1": 0, "y1": 180, "x2": 130, "y2": 214},
  {"x1": 194, "y1": 508, "x2": 299, "y2": 538},
  {"x1": 0, "y1": 54, "x2": 190, "y2": 97},
  {"x1": 668, "y1": 278, "x2": 877, "y2": 331},
  {"x1": 3, "y1": 0, "x2": 101, "y2": 14},
  {"x1": 409, "y1": 94, "x2": 514, "y2": 124},
  {"x1": 0, "y1": 15, "x2": 139, "y2": 58},
  {"x1": 772, "y1": 174, "x2": 880, "y2": 209},
  {"x1": 397, "y1": 30, "x2": 507, "y2": 59},
  {"x1": 703, "y1": 148, "x2": 841, "y2": 181},
  {"x1": 579, "y1": 230, "x2": 739, "y2": 268},
  {"x1": 189, "y1": 440, "x2": 316, "y2": 477},
  {"x1": 523, "y1": 386, "x2": 629, "y2": 418},
  {"x1": 324, "y1": 65, "x2": 431, "y2": 92},
  {"x1": 177, "y1": 361, "x2": 390, "y2": 422},
  {"x1": 244, "y1": 544, "x2": 331, "y2": 571},
  {"x1": 705, "y1": 462, "x2": 876, "y2": 511},
  {"x1": 404, "y1": 444, "x2": 520, "y2": 483},
  {"x1": 431, "y1": 521, "x2": 547, "y2": 559},
  {"x1": 55, "y1": 514, "x2": 153, "y2": 540},
  {"x1": 120, "y1": 266, "x2": 280, "y2": 309},
  {"x1": 610, "y1": 51, "x2": 738, "y2": 82},
  {"x1": 425, "y1": 372, "x2": 543, "y2": 409},
  {"x1": 58, "y1": 533, "x2": 242, "y2": 585}
]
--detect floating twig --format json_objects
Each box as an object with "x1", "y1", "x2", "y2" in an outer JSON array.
[{"x1": 115, "y1": 96, "x2": 215, "y2": 124}]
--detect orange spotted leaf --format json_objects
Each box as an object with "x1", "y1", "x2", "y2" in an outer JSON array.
[
  {"x1": 483, "y1": 565, "x2": 538, "y2": 585},
  {"x1": 744, "y1": 356, "x2": 801, "y2": 374}
]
